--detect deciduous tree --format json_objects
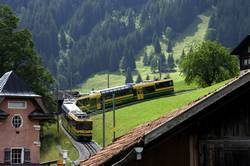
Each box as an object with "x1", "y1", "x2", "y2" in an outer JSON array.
[{"x1": 180, "y1": 41, "x2": 239, "y2": 87}]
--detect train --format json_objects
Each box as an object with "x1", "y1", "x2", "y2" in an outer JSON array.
[
  {"x1": 61, "y1": 99, "x2": 93, "y2": 142},
  {"x1": 76, "y1": 78, "x2": 174, "y2": 112}
]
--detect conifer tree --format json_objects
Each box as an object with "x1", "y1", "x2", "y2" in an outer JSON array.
[
  {"x1": 125, "y1": 67, "x2": 133, "y2": 84},
  {"x1": 167, "y1": 40, "x2": 173, "y2": 53},
  {"x1": 143, "y1": 53, "x2": 149, "y2": 66},
  {"x1": 119, "y1": 56, "x2": 126, "y2": 72},
  {"x1": 136, "y1": 73, "x2": 143, "y2": 83},
  {"x1": 150, "y1": 56, "x2": 158, "y2": 73},
  {"x1": 167, "y1": 53, "x2": 175, "y2": 70}
]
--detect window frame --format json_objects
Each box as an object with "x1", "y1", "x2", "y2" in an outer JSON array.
[
  {"x1": 10, "y1": 147, "x2": 24, "y2": 164},
  {"x1": 11, "y1": 114, "x2": 23, "y2": 129},
  {"x1": 8, "y1": 101, "x2": 27, "y2": 109}
]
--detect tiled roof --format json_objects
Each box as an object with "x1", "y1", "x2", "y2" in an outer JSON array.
[
  {"x1": 0, "y1": 71, "x2": 40, "y2": 97},
  {"x1": 81, "y1": 72, "x2": 249, "y2": 166}
]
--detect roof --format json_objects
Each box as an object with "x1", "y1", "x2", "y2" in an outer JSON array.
[
  {"x1": 81, "y1": 72, "x2": 250, "y2": 166},
  {"x1": 0, "y1": 71, "x2": 40, "y2": 97},
  {"x1": 231, "y1": 34, "x2": 250, "y2": 55}
]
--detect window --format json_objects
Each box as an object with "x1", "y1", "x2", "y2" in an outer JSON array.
[
  {"x1": 4, "y1": 148, "x2": 30, "y2": 164},
  {"x1": 11, "y1": 148, "x2": 23, "y2": 164},
  {"x1": 8, "y1": 101, "x2": 26, "y2": 109},
  {"x1": 12, "y1": 115, "x2": 22, "y2": 128}
]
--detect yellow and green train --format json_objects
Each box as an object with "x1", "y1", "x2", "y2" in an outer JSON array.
[
  {"x1": 76, "y1": 79, "x2": 174, "y2": 112},
  {"x1": 61, "y1": 99, "x2": 93, "y2": 142}
]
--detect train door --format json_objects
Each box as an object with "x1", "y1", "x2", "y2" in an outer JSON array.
[
  {"x1": 137, "y1": 88, "x2": 144, "y2": 100},
  {"x1": 96, "y1": 97, "x2": 101, "y2": 110}
]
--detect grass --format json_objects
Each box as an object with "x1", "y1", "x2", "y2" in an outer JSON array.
[
  {"x1": 92, "y1": 80, "x2": 229, "y2": 146},
  {"x1": 40, "y1": 123, "x2": 79, "y2": 163}
]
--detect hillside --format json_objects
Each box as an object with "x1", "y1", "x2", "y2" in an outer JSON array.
[
  {"x1": 77, "y1": 10, "x2": 211, "y2": 93},
  {"x1": 207, "y1": 0, "x2": 250, "y2": 48},
  {"x1": 1, "y1": 0, "x2": 212, "y2": 89}
]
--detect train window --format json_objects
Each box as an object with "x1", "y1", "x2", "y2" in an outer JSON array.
[
  {"x1": 89, "y1": 99, "x2": 97, "y2": 106},
  {"x1": 156, "y1": 81, "x2": 172, "y2": 89},
  {"x1": 143, "y1": 86, "x2": 155, "y2": 94},
  {"x1": 75, "y1": 122, "x2": 93, "y2": 130}
]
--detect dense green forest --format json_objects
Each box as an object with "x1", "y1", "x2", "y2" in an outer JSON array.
[
  {"x1": 207, "y1": 0, "x2": 250, "y2": 48},
  {"x1": 1, "y1": 0, "x2": 246, "y2": 89}
]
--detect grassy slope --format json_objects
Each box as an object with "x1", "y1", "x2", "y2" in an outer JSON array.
[
  {"x1": 92, "y1": 80, "x2": 229, "y2": 146},
  {"x1": 76, "y1": 10, "x2": 210, "y2": 93},
  {"x1": 40, "y1": 123, "x2": 78, "y2": 163}
]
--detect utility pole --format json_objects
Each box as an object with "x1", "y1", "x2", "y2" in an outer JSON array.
[
  {"x1": 107, "y1": 72, "x2": 110, "y2": 88},
  {"x1": 102, "y1": 98, "x2": 106, "y2": 147},
  {"x1": 159, "y1": 54, "x2": 162, "y2": 79},
  {"x1": 112, "y1": 93, "x2": 116, "y2": 141}
]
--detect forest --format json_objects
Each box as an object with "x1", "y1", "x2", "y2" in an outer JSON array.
[{"x1": 1, "y1": 0, "x2": 246, "y2": 89}]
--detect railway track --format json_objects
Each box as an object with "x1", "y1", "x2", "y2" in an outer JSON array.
[{"x1": 83, "y1": 142, "x2": 99, "y2": 158}]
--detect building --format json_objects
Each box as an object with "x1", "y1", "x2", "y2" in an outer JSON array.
[
  {"x1": 0, "y1": 71, "x2": 53, "y2": 165},
  {"x1": 80, "y1": 69, "x2": 250, "y2": 166},
  {"x1": 231, "y1": 34, "x2": 250, "y2": 71}
]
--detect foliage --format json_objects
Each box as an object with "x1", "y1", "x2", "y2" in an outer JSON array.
[
  {"x1": 206, "y1": 0, "x2": 250, "y2": 48},
  {"x1": 143, "y1": 53, "x2": 149, "y2": 66},
  {"x1": 158, "y1": 53, "x2": 167, "y2": 72},
  {"x1": 125, "y1": 67, "x2": 133, "y2": 83},
  {"x1": 119, "y1": 49, "x2": 136, "y2": 72},
  {"x1": 180, "y1": 41, "x2": 239, "y2": 87},
  {"x1": 167, "y1": 40, "x2": 173, "y2": 53},
  {"x1": 153, "y1": 37, "x2": 161, "y2": 54},
  {"x1": 0, "y1": 5, "x2": 55, "y2": 111},
  {"x1": 167, "y1": 53, "x2": 176, "y2": 70},
  {"x1": 146, "y1": 74, "x2": 150, "y2": 80},
  {"x1": 150, "y1": 56, "x2": 158, "y2": 73},
  {"x1": 2, "y1": 0, "x2": 211, "y2": 88},
  {"x1": 136, "y1": 73, "x2": 143, "y2": 83}
]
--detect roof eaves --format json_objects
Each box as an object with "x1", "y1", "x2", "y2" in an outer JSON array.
[
  {"x1": 231, "y1": 34, "x2": 250, "y2": 55},
  {"x1": 143, "y1": 73, "x2": 250, "y2": 144}
]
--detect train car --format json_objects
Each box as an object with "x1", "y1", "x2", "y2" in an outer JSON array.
[
  {"x1": 76, "y1": 78, "x2": 174, "y2": 112},
  {"x1": 76, "y1": 92, "x2": 102, "y2": 112},
  {"x1": 133, "y1": 79, "x2": 174, "y2": 100},
  {"x1": 61, "y1": 99, "x2": 93, "y2": 142}
]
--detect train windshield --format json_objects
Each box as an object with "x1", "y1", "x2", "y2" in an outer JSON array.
[{"x1": 75, "y1": 121, "x2": 93, "y2": 130}]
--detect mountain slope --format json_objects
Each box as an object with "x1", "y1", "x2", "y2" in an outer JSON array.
[
  {"x1": 1, "y1": 0, "x2": 211, "y2": 88},
  {"x1": 77, "y1": 10, "x2": 211, "y2": 93}
]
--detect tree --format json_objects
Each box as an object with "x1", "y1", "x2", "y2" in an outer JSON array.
[
  {"x1": 158, "y1": 53, "x2": 167, "y2": 73},
  {"x1": 150, "y1": 56, "x2": 158, "y2": 73},
  {"x1": 180, "y1": 41, "x2": 239, "y2": 87},
  {"x1": 154, "y1": 39, "x2": 161, "y2": 54},
  {"x1": 143, "y1": 53, "x2": 149, "y2": 66},
  {"x1": 136, "y1": 73, "x2": 143, "y2": 83},
  {"x1": 119, "y1": 56, "x2": 126, "y2": 72},
  {"x1": 167, "y1": 40, "x2": 173, "y2": 53},
  {"x1": 125, "y1": 67, "x2": 133, "y2": 84},
  {"x1": 0, "y1": 5, "x2": 55, "y2": 111},
  {"x1": 146, "y1": 74, "x2": 150, "y2": 80},
  {"x1": 167, "y1": 53, "x2": 175, "y2": 70}
]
